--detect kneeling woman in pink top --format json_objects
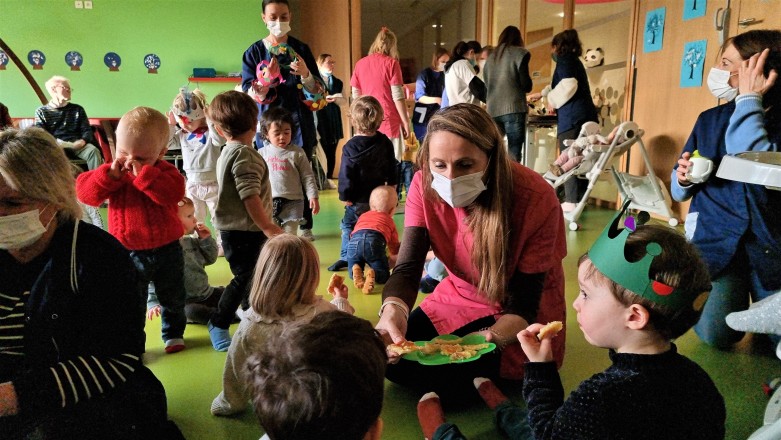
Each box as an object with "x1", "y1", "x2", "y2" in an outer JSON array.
[{"x1": 376, "y1": 103, "x2": 567, "y2": 401}]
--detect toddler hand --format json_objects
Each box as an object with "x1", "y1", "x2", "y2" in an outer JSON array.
[
  {"x1": 676, "y1": 152, "x2": 693, "y2": 185},
  {"x1": 517, "y1": 323, "x2": 554, "y2": 363},
  {"x1": 331, "y1": 283, "x2": 349, "y2": 300},
  {"x1": 147, "y1": 305, "x2": 161, "y2": 321},
  {"x1": 195, "y1": 222, "x2": 211, "y2": 239},
  {"x1": 108, "y1": 157, "x2": 127, "y2": 180},
  {"x1": 124, "y1": 159, "x2": 145, "y2": 176}
]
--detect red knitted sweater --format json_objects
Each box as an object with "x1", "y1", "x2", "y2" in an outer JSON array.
[{"x1": 76, "y1": 161, "x2": 185, "y2": 250}]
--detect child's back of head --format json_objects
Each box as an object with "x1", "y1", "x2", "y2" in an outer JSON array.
[
  {"x1": 206, "y1": 90, "x2": 259, "y2": 140},
  {"x1": 249, "y1": 234, "x2": 320, "y2": 319},
  {"x1": 350, "y1": 96, "x2": 383, "y2": 135},
  {"x1": 369, "y1": 185, "x2": 398, "y2": 215},
  {"x1": 582, "y1": 219, "x2": 712, "y2": 340},
  {"x1": 247, "y1": 310, "x2": 386, "y2": 440}
]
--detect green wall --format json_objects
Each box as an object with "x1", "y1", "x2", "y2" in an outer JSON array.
[{"x1": 0, "y1": 0, "x2": 266, "y2": 117}]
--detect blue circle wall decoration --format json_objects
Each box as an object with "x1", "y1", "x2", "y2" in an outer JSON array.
[
  {"x1": 144, "y1": 54, "x2": 161, "y2": 74},
  {"x1": 104, "y1": 52, "x2": 121, "y2": 71},
  {"x1": 65, "y1": 51, "x2": 83, "y2": 71},
  {"x1": 28, "y1": 50, "x2": 46, "y2": 70},
  {"x1": 0, "y1": 51, "x2": 8, "y2": 70}
]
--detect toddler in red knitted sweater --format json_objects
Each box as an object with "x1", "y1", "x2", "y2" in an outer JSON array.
[{"x1": 76, "y1": 106, "x2": 188, "y2": 354}]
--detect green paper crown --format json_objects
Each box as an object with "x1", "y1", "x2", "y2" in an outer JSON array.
[{"x1": 588, "y1": 200, "x2": 689, "y2": 312}]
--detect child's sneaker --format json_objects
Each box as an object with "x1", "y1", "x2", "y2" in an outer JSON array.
[
  {"x1": 362, "y1": 267, "x2": 375, "y2": 294},
  {"x1": 164, "y1": 338, "x2": 186, "y2": 354},
  {"x1": 352, "y1": 264, "x2": 365, "y2": 289},
  {"x1": 549, "y1": 163, "x2": 564, "y2": 176},
  {"x1": 207, "y1": 321, "x2": 231, "y2": 352}
]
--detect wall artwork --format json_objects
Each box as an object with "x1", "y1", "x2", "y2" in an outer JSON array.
[
  {"x1": 28, "y1": 50, "x2": 46, "y2": 70},
  {"x1": 65, "y1": 51, "x2": 83, "y2": 71},
  {"x1": 681, "y1": 39, "x2": 707, "y2": 88},
  {"x1": 683, "y1": 0, "x2": 707, "y2": 21},
  {"x1": 643, "y1": 7, "x2": 665, "y2": 53},
  {"x1": 0, "y1": 51, "x2": 8, "y2": 70},
  {"x1": 144, "y1": 54, "x2": 161, "y2": 74},
  {"x1": 104, "y1": 52, "x2": 121, "y2": 71}
]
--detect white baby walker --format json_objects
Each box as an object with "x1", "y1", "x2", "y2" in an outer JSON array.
[{"x1": 543, "y1": 121, "x2": 678, "y2": 231}]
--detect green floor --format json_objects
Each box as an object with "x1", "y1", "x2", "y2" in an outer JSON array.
[{"x1": 140, "y1": 189, "x2": 779, "y2": 440}]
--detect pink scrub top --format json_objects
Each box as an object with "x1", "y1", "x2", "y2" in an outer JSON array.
[
  {"x1": 350, "y1": 53, "x2": 404, "y2": 139},
  {"x1": 405, "y1": 163, "x2": 567, "y2": 379}
]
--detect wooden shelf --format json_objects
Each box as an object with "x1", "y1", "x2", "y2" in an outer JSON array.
[{"x1": 188, "y1": 76, "x2": 241, "y2": 83}]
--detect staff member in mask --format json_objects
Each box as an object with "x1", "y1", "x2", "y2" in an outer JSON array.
[
  {"x1": 241, "y1": 0, "x2": 324, "y2": 241},
  {"x1": 671, "y1": 29, "x2": 781, "y2": 351},
  {"x1": 376, "y1": 104, "x2": 567, "y2": 400},
  {"x1": 0, "y1": 128, "x2": 173, "y2": 439}
]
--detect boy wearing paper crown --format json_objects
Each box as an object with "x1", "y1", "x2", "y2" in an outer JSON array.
[{"x1": 514, "y1": 202, "x2": 726, "y2": 439}]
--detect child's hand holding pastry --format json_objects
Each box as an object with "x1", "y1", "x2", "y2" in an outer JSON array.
[{"x1": 518, "y1": 321, "x2": 562, "y2": 363}]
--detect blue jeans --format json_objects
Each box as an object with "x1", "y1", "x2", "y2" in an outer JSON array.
[
  {"x1": 695, "y1": 256, "x2": 779, "y2": 348},
  {"x1": 339, "y1": 203, "x2": 370, "y2": 260},
  {"x1": 432, "y1": 401, "x2": 533, "y2": 440},
  {"x1": 398, "y1": 161, "x2": 414, "y2": 200},
  {"x1": 130, "y1": 240, "x2": 186, "y2": 342},
  {"x1": 493, "y1": 113, "x2": 527, "y2": 163},
  {"x1": 211, "y1": 230, "x2": 267, "y2": 329},
  {"x1": 346, "y1": 230, "x2": 390, "y2": 284}
]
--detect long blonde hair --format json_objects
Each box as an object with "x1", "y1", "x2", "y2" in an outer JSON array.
[
  {"x1": 0, "y1": 128, "x2": 81, "y2": 222},
  {"x1": 249, "y1": 234, "x2": 320, "y2": 318},
  {"x1": 368, "y1": 27, "x2": 399, "y2": 59},
  {"x1": 416, "y1": 104, "x2": 514, "y2": 304}
]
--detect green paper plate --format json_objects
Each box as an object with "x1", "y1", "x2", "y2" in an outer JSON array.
[{"x1": 402, "y1": 334, "x2": 496, "y2": 365}]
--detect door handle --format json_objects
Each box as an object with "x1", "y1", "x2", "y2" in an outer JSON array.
[{"x1": 738, "y1": 17, "x2": 761, "y2": 28}]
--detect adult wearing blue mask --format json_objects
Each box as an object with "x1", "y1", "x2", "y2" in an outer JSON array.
[
  {"x1": 376, "y1": 104, "x2": 567, "y2": 401},
  {"x1": 671, "y1": 29, "x2": 781, "y2": 351}
]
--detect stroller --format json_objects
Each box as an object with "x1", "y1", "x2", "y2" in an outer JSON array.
[{"x1": 544, "y1": 121, "x2": 678, "y2": 231}]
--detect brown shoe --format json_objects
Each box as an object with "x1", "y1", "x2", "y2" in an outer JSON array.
[
  {"x1": 549, "y1": 164, "x2": 564, "y2": 177},
  {"x1": 352, "y1": 264, "x2": 365, "y2": 289},
  {"x1": 362, "y1": 267, "x2": 375, "y2": 294}
]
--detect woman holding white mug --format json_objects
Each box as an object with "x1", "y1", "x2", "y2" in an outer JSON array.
[{"x1": 671, "y1": 29, "x2": 781, "y2": 350}]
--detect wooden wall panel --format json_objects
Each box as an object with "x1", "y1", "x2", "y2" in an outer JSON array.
[{"x1": 630, "y1": 0, "x2": 723, "y2": 219}]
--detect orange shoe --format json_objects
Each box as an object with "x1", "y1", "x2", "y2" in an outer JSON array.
[
  {"x1": 352, "y1": 264, "x2": 365, "y2": 289},
  {"x1": 362, "y1": 267, "x2": 375, "y2": 294}
]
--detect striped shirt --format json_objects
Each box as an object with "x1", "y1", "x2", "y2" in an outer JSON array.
[
  {"x1": 34, "y1": 102, "x2": 94, "y2": 144},
  {"x1": 0, "y1": 246, "x2": 138, "y2": 410}
]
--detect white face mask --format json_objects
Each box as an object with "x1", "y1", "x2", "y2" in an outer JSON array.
[
  {"x1": 707, "y1": 67, "x2": 738, "y2": 101},
  {"x1": 0, "y1": 205, "x2": 54, "y2": 250},
  {"x1": 266, "y1": 20, "x2": 291, "y2": 38},
  {"x1": 430, "y1": 168, "x2": 487, "y2": 208},
  {"x1": 438, "y1": 62, "x2": 447, "y2": 71},
  {"x1": 478, "y1": 59, "x2": 486, "y2": 71}
]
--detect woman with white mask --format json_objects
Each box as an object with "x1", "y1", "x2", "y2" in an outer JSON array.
[
  {"x1": 240, "y1": 0, "x2": 324, "y2": 241},
  {"x1": 0, "y1": 128, "x2": 176, "y2": 438},
  {"x1": 376, "y1": 104, "x2": 567, "y2": 401},
  {"x1": 671, "y1": 29, "x2": 781, "y2": 351}
]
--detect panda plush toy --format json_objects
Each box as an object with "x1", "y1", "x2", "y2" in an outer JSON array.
[{"x1": 583, "y1": 48, "x2": 604, "y2": 68}]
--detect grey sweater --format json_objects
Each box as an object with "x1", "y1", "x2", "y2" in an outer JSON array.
[
  {"x1": 214, "y1": 141, "x2": 273, "y2": 232},
  {"x1": 483, "y1": 45, "x2": 532, "y2": 117},
  {"x1": 259, "y1": 144, "x2": 318, "y2": 201}
]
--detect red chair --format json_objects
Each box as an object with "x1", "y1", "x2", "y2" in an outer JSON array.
[{"x1": 89, "y1": 119, "x2": 113, "y2": 164}]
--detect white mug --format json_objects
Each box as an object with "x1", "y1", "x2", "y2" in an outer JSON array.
[{"x1": 687, "y1": 157, "x2": 714, "y2": 184}]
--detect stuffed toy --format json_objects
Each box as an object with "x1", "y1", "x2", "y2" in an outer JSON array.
[{"x1": 583, "y1": 48, "x2": 605, "y2": 68}]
